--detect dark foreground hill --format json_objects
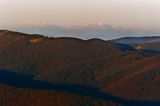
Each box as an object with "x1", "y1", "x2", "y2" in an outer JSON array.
[
  {"x1": 0, "y1": 69, "x2": 160, "y2": 106},
  {"x1": 0, "y1": 30, "x2": 160, "y2": 105},
  {"x1": 0, "y1": 83, "x2": 119, "y2": 106}
]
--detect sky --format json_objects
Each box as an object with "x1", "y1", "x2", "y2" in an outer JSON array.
[{"x1": 0, "y1": 0, "x2": 160, "y2": 32}]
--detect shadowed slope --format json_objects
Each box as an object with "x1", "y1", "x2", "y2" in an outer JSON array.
[
  {"x1": 104, "y1": 55, "x2": 160, "y2": 100},
  {"x1": 0, "y1": 84, "x2": 119, "y2": 106},
  {"x1": 0, "y1": 69, "x2": 160, "y2": 106}
]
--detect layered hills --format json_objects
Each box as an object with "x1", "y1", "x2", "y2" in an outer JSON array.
[{"x1": 0, "y1": 30, "x2": 160, "y2": 106}]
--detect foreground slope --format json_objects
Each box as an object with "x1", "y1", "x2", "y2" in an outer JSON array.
[
  {"x1": 0, "y1": 84, "x2": 119, "y2": 106},
  {"x1": 0, "y1": 69, "x2": 160, "y2": 106}
]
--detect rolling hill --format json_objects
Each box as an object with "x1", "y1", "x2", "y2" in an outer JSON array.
[{"x1": 0, "y1": 30, "x2": 134, "y2": 75}]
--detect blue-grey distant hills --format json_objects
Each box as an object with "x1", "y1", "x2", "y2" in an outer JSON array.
[
  {"x1": 111, "y1": 36, "x2": 160, "y2": 44},
  {"x1": 10, "y1": 24, "x2": 160, "y2": 40},
  {"x1": 111, "y1": 36, "x2": 160, "y2": 52}
]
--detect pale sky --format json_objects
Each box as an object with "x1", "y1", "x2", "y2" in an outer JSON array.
[{"x1": 0, "y1": 0, "x2": 160, "y2": 31}]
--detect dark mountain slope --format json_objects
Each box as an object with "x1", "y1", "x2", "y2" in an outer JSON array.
[
  {"x1": 104, "y1": 55, "x2": 160, "y2": 100},
  {"x1": 35, "y1": 51, "x2": 145, "y2": 86}
]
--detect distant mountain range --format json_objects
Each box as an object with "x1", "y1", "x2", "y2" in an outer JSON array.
[
  {"x1": 9, "y1": 24, "x2": 160, "y2": 40},
  {"x1": 0, "y1": 30, "x2": 160, "y2": 106}
]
